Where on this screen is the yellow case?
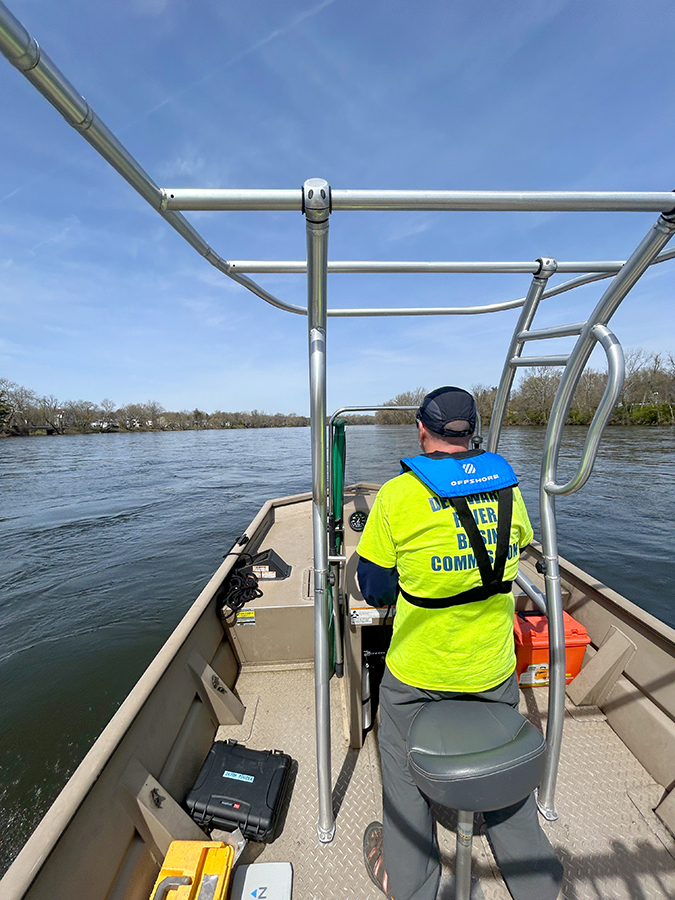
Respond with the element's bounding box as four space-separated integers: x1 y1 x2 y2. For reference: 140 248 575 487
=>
149 840 235 900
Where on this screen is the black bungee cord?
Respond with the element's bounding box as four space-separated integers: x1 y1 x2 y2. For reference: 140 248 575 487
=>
217 550 263 624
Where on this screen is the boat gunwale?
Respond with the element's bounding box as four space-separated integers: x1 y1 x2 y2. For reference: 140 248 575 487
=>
0 490 312 900
525 540 675 651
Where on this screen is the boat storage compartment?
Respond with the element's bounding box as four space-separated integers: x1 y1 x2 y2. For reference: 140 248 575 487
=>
185 740 293 842
149 840 234 900
514 610 591 687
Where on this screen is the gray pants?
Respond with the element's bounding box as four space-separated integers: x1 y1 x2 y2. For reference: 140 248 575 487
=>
378 666 564 900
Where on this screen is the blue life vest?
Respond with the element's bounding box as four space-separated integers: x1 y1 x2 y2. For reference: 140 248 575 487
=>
398 451 518 608
400 451 518 497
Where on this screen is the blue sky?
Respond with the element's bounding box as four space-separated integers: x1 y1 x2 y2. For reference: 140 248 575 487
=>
1 0 674 415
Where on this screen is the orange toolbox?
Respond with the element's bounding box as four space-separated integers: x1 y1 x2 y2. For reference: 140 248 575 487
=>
148 840 234 900
514 610 591 687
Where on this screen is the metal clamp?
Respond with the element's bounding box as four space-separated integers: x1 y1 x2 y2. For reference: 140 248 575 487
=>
535 257 558 279
302 178 331 222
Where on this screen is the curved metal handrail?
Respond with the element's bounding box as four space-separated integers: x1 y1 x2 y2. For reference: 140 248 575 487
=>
535 210 675 821
544 325 625 496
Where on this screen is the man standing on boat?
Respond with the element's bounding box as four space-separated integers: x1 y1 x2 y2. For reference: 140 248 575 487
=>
357 386 563 900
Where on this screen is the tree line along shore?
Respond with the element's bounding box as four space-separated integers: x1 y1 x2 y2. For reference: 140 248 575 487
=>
2 349 674 437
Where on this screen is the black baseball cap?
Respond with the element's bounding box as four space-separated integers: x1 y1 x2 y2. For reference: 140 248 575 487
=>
416 386 476 437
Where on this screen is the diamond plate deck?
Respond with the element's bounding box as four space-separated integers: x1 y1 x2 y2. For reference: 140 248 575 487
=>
216 669 675 899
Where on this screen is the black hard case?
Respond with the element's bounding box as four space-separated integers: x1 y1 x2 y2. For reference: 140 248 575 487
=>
185 740 292 842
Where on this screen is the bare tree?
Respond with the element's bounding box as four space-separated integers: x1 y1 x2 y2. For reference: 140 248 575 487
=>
0 380 13 430
100 398 117 429
62 400 100 433
375 387 426 424
118 402 150 429
510 367 561 425
145 400 165 428
40 395 65 433
0 378 38 434
569 369 606 425
471 384 497 425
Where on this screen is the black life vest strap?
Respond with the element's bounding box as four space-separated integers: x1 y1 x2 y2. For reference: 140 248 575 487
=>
399 486 514 609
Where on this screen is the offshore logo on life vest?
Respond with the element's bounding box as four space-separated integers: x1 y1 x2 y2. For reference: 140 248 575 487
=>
448 472 501 488
401 451 518 498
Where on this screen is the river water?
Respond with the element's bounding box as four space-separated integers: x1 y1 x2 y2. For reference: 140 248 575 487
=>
0 425 673 873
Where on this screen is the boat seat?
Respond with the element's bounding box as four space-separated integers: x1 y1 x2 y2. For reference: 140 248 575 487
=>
407 699 546 811
407 699 546 900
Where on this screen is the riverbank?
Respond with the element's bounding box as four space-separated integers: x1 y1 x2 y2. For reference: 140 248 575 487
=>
3 412 675 438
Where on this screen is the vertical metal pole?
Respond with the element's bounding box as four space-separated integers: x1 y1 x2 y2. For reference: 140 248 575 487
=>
454 810 474 900
536 212 675 819
304 178 335 843
487 258 557 453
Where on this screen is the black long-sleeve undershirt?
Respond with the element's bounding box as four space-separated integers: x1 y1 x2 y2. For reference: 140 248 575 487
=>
357 556 399 608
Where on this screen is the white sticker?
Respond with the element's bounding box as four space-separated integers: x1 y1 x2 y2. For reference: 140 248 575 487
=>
351 609 375 625
350 607 395 626
519 663 549 686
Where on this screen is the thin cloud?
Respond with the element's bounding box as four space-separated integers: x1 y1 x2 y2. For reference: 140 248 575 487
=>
132 0 338 123
384 219 434 244
29 217 79 255
0 187 22 204
1 0 338 204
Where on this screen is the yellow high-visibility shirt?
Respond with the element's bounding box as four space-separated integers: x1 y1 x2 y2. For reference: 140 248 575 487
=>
357 470 533 692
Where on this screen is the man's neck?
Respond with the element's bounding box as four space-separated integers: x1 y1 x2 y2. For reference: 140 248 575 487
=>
420 438 470 455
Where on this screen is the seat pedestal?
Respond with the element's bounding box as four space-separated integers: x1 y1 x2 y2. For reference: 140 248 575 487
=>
407 698 547 900
455 809 475 900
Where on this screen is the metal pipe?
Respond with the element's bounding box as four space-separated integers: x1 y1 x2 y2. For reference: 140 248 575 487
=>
4 1 675 327
514 572 548 614
0 0 160 208
518 322 585 341
225 260 630 274
509 355 569 367
322 246 675 319
536 210 675 819
161 189 300 211
0 1 304 318
454 810 475 900
304 179 335 843
327 298 536 317
545 326 624 496
327 403 418 522
327 405 416 512
334 190 675 212
328 405 418 427
163 187 675 213
222 266 308 315
487 260 557 452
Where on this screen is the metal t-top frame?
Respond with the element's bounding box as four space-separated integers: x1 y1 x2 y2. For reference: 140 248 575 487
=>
3 0 675 847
